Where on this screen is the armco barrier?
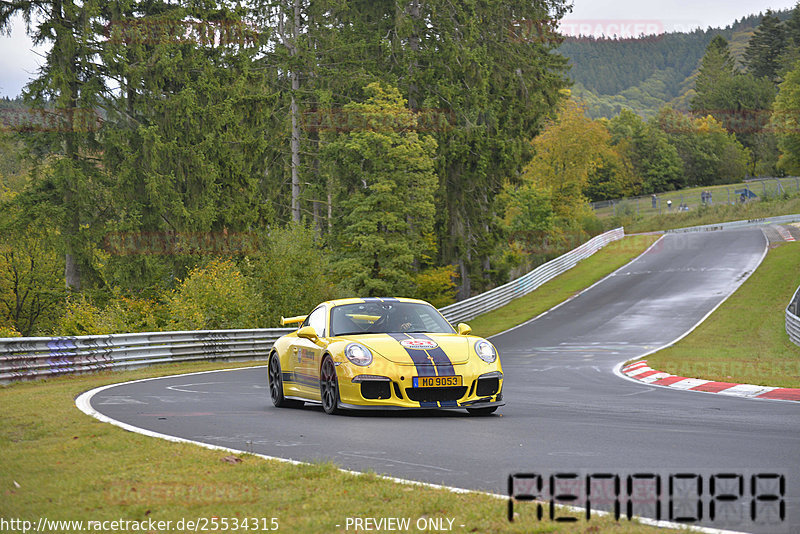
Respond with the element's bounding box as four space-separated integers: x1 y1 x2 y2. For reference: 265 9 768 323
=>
438 227 625 324
0 328 293 383
788 286 800 349
664 213 800 234
1 228 626 383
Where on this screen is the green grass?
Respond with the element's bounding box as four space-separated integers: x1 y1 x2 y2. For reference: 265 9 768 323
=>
0 361 670 533
469 235 661 338
593 176 800 220
609 190 800 235
646 241 800 388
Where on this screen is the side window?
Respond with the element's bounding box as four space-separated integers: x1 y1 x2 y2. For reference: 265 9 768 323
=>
305 306 326 337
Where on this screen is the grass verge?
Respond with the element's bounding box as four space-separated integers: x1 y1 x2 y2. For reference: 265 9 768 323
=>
646 241 800 388
0 361 669 533
470 234 661 338
593 177 800 220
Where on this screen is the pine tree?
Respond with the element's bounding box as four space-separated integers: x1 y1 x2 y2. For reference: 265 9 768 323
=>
744 10 788 82
326 83 438 296
691 36 737 114
100 2 274 293
0 0 109 291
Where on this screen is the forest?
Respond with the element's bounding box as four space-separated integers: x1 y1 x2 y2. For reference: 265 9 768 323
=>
0 1 799 337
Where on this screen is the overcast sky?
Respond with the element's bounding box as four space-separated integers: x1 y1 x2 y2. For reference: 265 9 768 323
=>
0 0 797 98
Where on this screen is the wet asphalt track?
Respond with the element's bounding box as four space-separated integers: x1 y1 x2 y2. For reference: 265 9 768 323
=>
86 228 800 533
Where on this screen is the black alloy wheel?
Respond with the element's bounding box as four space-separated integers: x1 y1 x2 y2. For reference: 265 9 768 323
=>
269 353 302 408
320 356 341 415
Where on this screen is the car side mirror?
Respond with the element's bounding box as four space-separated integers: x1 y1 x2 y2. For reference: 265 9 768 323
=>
297 326 328 347
297 326 319 342
457 323 472 336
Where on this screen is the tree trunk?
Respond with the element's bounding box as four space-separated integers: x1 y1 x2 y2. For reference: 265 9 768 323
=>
290 0 302 222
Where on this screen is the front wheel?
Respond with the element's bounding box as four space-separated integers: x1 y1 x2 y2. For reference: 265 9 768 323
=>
268 353 302 408
466 406 498 416
319 356 341 415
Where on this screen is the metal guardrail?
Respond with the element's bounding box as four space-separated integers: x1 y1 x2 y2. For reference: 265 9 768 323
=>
1 228 625 383
591 177 800 218
788 286 800 349
439 228 625 324
664 214 800 234
0 328 293 383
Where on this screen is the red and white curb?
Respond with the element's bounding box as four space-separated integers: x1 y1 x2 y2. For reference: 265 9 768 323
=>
621 360 800 401
776 225 796 242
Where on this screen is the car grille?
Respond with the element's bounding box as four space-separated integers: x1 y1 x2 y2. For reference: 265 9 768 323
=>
405 386 467 402
360 381 392 400
476 377 500 397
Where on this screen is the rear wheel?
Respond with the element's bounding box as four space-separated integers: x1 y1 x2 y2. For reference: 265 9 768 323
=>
466 406 498 416
319 356 341 415
268 353 302 408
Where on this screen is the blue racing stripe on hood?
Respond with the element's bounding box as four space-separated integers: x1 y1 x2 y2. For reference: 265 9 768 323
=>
412 334 455 376
388 333 436 377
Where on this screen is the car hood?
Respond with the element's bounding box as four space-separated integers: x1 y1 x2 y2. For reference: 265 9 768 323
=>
339 333 471 365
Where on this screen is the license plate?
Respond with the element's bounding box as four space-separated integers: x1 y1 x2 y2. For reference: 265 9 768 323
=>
413 376 462 388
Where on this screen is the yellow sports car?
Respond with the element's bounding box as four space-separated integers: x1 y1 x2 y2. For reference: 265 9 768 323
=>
268 297 503 415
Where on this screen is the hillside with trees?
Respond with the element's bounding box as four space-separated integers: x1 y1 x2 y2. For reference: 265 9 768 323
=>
563 10 792 118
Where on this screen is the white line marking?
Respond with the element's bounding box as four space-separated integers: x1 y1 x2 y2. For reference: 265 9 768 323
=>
166 381 225 393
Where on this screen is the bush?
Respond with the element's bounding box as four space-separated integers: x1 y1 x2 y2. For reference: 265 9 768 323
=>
0 324 21 338
57 294 165 335
0 231 66 336
166 258 262 330
412 266 458 308
246 224 337 325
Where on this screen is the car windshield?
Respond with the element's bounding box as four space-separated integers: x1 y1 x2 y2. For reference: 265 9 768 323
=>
330 301 455 337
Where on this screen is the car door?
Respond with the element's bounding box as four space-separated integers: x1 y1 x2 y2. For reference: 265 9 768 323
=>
289 305 327 400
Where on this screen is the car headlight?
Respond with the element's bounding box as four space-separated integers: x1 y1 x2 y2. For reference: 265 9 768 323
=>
344 343 373 366
474 340 497 363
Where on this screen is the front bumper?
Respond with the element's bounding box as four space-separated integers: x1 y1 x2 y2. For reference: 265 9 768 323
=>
337 364 504 410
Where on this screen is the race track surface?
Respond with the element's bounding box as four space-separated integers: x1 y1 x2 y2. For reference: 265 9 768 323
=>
86 229 800 533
